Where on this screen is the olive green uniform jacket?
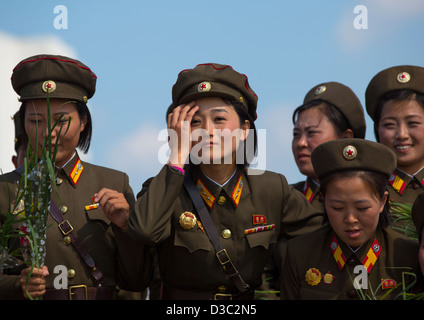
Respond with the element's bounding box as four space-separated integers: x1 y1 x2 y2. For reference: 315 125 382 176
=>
281 225 422 300
0 153 152 299
128 164 325 297
292 177 324 212
387 167 424 231
388 167 424 205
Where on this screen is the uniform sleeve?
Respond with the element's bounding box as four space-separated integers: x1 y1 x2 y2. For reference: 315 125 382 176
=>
127 165 184 245
0 174 26 299
274 175 325 272
279 174 325 240
0 274 24 299
280 238 300 300
113 172 153 291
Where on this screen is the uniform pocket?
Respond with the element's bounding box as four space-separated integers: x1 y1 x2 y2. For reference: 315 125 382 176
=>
174 229 211 254
245 229 276 250
85 208 111 226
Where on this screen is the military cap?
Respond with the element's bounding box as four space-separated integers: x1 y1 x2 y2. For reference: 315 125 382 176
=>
412 193 424 242
311 138 396 180
303 82 366 138
172 63 258 120
11 54 97 103
365 65 424 120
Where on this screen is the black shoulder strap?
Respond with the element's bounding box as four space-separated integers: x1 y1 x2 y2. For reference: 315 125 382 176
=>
49 200 104 285
183 171 251 294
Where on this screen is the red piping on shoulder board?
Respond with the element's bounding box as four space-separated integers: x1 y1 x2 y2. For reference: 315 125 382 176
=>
11 56 97 79
178 63 258 101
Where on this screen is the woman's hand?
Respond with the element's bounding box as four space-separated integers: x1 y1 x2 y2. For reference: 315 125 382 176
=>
94 188 130 231
20 265 49 299
167 101 199 169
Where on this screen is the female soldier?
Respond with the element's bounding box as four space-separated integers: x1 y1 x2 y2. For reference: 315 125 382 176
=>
126 63 325 300
281 138 422 300
0 55 151 299
365 65 424 206
292 82 366 210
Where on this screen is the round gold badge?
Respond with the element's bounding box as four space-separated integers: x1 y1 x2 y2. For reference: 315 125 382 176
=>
197 81 211 92
42 80 57 93
397 72 411 84
218 196 226 205
314 85 326 96
305 268 321 286
179 211 197 230
342 145 357 160
323 272 335 285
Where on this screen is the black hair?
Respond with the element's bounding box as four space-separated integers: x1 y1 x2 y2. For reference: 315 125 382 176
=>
75 101 92 153
292 99 351 137
319 170 390 228
373 89 424 142
228 100 258 168
19 100 92 154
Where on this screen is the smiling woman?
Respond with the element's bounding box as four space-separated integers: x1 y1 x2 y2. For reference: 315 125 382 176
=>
128 63 325 300
366 65 424 208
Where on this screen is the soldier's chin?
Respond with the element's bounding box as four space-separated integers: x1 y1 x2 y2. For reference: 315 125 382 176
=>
190 152 232 165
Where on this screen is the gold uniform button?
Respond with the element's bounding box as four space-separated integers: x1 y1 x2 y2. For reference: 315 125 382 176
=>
217 196 226 205
67 269 76 278
60 205 68 214
63 236 71 245
56 177 63 185
222 229 231 239
218 285 227 293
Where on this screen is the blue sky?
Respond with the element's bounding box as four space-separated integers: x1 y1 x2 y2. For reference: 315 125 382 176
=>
1 0 424 192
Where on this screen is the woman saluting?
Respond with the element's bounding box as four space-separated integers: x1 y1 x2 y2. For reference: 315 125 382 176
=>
127 63 324 299
0 55 151 299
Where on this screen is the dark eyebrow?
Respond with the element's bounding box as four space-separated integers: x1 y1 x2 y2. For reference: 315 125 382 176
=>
27 111 69 116
210 108 229 113
381 114 424 121
293 124 320 131
327 199 371 204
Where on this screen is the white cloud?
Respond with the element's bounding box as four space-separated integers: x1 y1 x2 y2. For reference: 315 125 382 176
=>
0 31 77 173
104 123 169 190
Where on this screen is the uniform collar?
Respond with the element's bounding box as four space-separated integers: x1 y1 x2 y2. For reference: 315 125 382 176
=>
330 229 383 273
59 151 84 188
303 177 320 203
388 167 424 194
190 165 244 210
